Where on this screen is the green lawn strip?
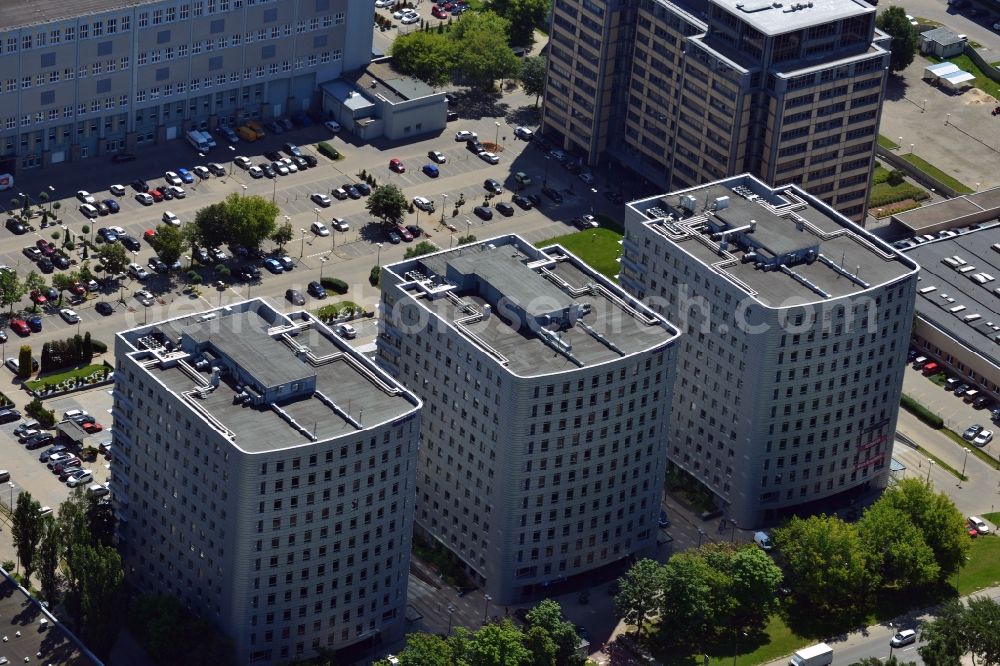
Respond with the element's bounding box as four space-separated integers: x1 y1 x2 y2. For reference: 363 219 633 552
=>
535 227 622 280
25 364 108 391
869 181 929 207
877 135 900 150
900 154 974 194
939 427 1000 471
704 614 805 666
915 444 966 481
873 165 891 183
950 535 1000 595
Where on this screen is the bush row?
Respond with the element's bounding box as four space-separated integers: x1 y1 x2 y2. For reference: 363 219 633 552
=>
901 393 943 429
320 277 349 294
317 142 341 160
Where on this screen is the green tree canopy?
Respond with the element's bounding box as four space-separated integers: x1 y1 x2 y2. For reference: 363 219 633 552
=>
404 240 440 259
391 31 458 87
488 0 550 45
366 183 409 228
465 619 531 666
23 270 47 309
524 599 583 665
193 193 279 251
520 56 547 105
152 223 188 267
37 516 61 604
918 599 967 666
270 221 294 250
388 632 453 666
0 268 27 313
451 12 522 89
97 242 130 277
857 500 939 589
75 544 125 654
11 491 42 584
876 7 919 72
660 550 730 644
614 558 664 638
715 544 784 630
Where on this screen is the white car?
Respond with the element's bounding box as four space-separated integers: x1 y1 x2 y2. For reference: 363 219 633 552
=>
248 165 264 179
79 204 98 219
324 120 342 133
66 470 93 487
455 130 478 142
336 324 357 339
401 12 419 23
413 196 435 212
974 429 994 446
59 308 80 324
234 156 252 170
332 218 349 232
135 192 154 205
969 516 990 534
162 211 180 226
109 225 126 236
429 150 447 164
134 290 154 306
311 222 330 236
272 161 289 176
193 165 210 179
76 190 96 204
109 184 126 196
478 151 500 164
170 185 186 198
128 263 149 280
311 193 332 207
164 171 182 186
393 7 416 18
375 0 393 6
279 157 298 173
514 126 534 140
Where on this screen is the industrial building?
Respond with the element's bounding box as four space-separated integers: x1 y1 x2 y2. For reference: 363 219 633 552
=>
377 235 681 604
621 174 919 526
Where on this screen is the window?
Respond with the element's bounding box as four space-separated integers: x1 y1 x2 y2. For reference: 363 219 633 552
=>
138 52 147 65
139 12 149 27
93 21 103 36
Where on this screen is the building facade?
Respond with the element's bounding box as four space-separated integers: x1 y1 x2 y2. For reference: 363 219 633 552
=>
0 0 372 170
377 235 681 604
542 0 891 221
112 300 421 665
621 174 919 527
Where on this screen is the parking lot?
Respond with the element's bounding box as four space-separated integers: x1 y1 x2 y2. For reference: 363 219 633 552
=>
1 385 112 515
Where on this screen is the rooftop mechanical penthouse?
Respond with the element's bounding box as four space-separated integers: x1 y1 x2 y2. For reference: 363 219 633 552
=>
112 300 421 666
377 235 681 604
622 174 919 526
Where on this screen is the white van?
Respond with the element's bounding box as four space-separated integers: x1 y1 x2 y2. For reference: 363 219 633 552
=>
754 531 773 550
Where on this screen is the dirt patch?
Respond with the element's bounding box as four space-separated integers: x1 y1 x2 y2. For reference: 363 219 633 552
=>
872 198 922 218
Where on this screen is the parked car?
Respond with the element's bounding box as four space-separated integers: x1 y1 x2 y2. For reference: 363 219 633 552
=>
96 302 114 316
59 309 80 324
484 178 503 195
974 429 994 446
496 202 514 217
311 222 330 237
422 164 440 178
512 194 533 210
336 323 357 339
455 130 478 142
285 289 306 305
969 516 990 534
307 282 327 299
389 158 405 173
890 630 917 648
264 258 284 274
413 196 435 212
428 150 447 164
963 424 984 441
474 205 493 220
311 193 332 207
542 186 564 203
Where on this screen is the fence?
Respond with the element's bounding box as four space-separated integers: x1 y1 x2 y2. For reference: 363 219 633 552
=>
965 43 1000 85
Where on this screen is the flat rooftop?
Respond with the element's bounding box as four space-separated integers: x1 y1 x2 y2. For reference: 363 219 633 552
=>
343 61 439 105
628 175 917 307
904 227 1000 368
0 574 99 665
386 236 679 378
710 0 875 35
118 301 418 453
893 187 1000 233
0 0 146 30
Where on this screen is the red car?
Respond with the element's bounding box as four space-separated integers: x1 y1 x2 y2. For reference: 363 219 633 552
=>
81 422 103 434
150 188 165 202
144 229 157 242
29 290 47 305
35 239 55 256
68 282 86 296
432 7 449 17
396 225 413 242
10 319 30 336
389 158 405 173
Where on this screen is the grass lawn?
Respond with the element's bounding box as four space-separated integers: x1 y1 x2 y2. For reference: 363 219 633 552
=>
901 153 975 194
535 227 623 280
878 135 900 150
25 364 108 391
705 614 805 666
950 535 1000 595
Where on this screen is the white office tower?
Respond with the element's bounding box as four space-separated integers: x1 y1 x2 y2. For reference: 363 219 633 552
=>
377 235 681 604
111 300 422 665
621 174 919 527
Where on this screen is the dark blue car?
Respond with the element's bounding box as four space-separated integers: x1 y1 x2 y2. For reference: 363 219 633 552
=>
422 164 440 177
177 168 195 184
27 315 42 332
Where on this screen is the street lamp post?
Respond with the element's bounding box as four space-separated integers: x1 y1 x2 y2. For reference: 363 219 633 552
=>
960 448 970 487
47 185 55 214
697 528 705 547
299 229 307 258
926 458 935 485
494 121 500 149
888 623 895 660
466 218 471 236
483 594 492 623
440 194 448 223
320 256 328 280
376 242 383 266
590 187 598 216
730 520 738 543
314 208 321 228
447 604 456 635
272 178 277 203
241 184 248 198
8 482 15 572
733 630 746 666
228 145 237 175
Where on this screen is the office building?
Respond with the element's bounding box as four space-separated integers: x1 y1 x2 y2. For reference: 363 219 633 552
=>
0 0 372 169
112 300 421 665
904 225 1000 404
376 235 681 605
542 0 891 221
621 174 918 526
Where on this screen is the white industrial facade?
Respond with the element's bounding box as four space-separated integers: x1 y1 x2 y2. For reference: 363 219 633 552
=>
621 174 919 527
111 300 421 665
377 235 681 604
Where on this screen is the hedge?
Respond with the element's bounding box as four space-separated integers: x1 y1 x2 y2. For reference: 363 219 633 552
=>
317 142 341 160
25 398 55 429
92 339 108 354
901 393 944 429
321 277 349 294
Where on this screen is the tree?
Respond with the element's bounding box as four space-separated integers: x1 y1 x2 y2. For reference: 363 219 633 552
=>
876 7 919 72
716 544 783 630
152 223 188 267
614 558 664 638
366 183 409 228
857 500 939 589
918 599 966 666
194 193 279 251
466 619 530 666
964 596 1000 666
270 221 294 250
77 260 95 285
452 12 522 90
391 31 457 87
128 594 236 666
51 273 76 304
876 478 969 580
74 544 125 654
11 491 42 584
773 515 875 625
388 632 453 666
659 550 730 644
524 600 583 665
848 658 917 666
404 241 440 259
97 242 129 278
457 234 477 245
18 345 32 380
36 516 62 604
489 0 550 45
0 267 27 313
23 270 46 310
523 625 558 666
520 56 547 106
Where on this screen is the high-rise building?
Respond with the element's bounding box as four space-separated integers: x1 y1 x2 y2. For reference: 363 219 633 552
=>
0 0 372 170
111 300 421 665
620 174 918 526
376 235 681 604
542 0 891 221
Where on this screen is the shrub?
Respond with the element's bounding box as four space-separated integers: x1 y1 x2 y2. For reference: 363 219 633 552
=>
901 394 943 429
92 339 108 354
25 398 55 429
317 142 341 160
321 277 349 294
187 271 203 285
369 266 381 287
18 346 32 380
887 169 905 186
